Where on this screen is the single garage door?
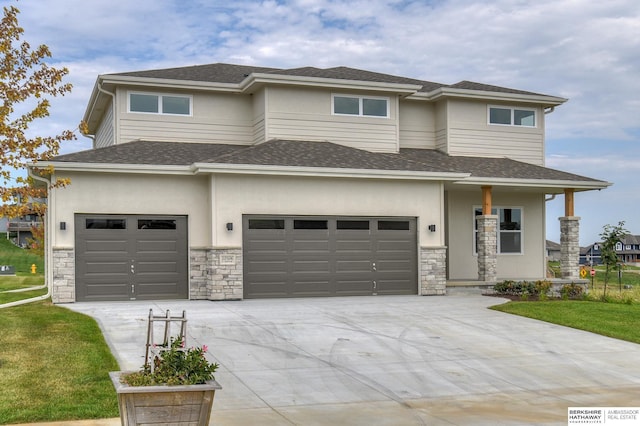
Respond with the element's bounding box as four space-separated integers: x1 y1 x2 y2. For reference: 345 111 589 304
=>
75 215 188 302
243 216 417 298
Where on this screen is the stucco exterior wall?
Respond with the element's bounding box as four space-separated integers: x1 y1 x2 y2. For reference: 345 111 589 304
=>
209 174 444 249
446 190 546 280
50 172 211 248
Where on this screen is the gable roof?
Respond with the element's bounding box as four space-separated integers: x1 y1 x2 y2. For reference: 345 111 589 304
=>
48 140 609 191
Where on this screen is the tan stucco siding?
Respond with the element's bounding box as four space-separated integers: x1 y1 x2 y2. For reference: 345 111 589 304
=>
210 174 443 249
116 87 255 145
265 87 400 152
95 99 114 148
446 190 546 280
444 100 545 165
50 172 211 248
399 101 436 149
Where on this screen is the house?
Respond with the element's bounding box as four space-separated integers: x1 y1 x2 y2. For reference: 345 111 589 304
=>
582 236 640 265
579 244 602 266
546 240 561 262
3 202 43 248
32 63 611 303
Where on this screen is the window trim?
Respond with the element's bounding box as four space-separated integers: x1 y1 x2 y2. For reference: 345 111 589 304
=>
128 91 193 116
473 206 524 255
332 94 390 118
488 105 536 128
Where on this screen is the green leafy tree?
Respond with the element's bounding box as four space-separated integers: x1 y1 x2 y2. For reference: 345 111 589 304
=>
599 221 628 298
0 5 74 221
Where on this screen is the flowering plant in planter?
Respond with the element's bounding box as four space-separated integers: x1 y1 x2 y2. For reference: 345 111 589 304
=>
121 337 219 386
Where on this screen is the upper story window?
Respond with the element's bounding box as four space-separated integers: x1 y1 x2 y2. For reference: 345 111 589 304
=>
128 92 192 116
332 94 389 118
615 242 623 251
488 106 536 127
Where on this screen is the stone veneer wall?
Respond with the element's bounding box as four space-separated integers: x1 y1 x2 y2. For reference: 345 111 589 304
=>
476 215 498 282
560 216 580 280
420 246 447 295
52 248 75 303
190 248 243 301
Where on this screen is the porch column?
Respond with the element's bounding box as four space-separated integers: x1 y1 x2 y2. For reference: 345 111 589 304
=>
560 188 580 279
477 186 497 282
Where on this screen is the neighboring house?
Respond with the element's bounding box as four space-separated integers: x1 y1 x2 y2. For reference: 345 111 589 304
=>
579 244 602 266
583 236 640 265
32 63 610 303
546 240 561 262
3 206 42 248
616 235 640 263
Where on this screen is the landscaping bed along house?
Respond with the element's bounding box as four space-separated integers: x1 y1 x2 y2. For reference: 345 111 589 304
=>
489 280 588 301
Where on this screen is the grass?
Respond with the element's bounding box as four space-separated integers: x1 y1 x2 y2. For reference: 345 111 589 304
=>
0 233 44 274
491 300 640 344
0 301 120 424
0 234 46 304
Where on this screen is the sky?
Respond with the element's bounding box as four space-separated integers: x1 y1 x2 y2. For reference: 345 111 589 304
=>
7 0 640 245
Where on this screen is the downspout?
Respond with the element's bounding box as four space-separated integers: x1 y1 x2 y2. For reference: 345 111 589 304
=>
545 194 556 202
0 169 52 309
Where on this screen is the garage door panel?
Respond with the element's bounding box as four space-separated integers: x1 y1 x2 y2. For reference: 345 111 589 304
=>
136 240 179 253
136 261 179 273
75 215 187 302
84 239 128 253
244 216 416 298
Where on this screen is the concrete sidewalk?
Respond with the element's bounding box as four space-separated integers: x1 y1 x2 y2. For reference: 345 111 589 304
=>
48 295 640 425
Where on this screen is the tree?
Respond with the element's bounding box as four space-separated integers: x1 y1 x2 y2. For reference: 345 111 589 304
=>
0 5 74 221
599 221 628 298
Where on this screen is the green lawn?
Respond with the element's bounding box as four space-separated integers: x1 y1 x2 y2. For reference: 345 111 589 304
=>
0 301 120 424
0 234 44 274
491 300 640 344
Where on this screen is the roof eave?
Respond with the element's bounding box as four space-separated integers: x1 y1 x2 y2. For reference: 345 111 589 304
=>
240 73 422 95
99 74 242 92
452 177 611 192
32 161 194 175
415 87 568 106
193 162 470 180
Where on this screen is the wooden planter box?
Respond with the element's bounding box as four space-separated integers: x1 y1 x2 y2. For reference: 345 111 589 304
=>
109 371 221 426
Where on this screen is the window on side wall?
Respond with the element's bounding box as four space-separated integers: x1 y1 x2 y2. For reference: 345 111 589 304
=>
488 106 535 127
332 94 389 118
129 92 192 116
474 207 523 254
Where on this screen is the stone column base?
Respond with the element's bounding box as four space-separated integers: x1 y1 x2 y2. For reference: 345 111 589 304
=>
420 246 446 295
477 215 498 282
52 248 75 303
190 247 243 301
560 216 581 280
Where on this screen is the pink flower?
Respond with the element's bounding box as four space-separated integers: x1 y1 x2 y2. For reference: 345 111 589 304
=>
180 340 185 348
202 345 208 353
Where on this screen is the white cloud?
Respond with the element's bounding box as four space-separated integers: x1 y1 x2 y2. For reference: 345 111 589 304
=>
5 0 640 242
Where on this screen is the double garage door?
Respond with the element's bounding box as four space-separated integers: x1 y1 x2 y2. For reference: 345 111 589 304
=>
75 215 188 302
243 216 418 299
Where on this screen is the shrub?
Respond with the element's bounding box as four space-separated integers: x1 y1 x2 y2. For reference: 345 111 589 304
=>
561 283 584 299
493 280 552 299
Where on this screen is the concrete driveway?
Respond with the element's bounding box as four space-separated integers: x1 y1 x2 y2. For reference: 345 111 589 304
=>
67 295 640 425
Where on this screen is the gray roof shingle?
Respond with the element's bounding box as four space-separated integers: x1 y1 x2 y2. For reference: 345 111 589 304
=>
111 63 549 96
51 140 604 184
